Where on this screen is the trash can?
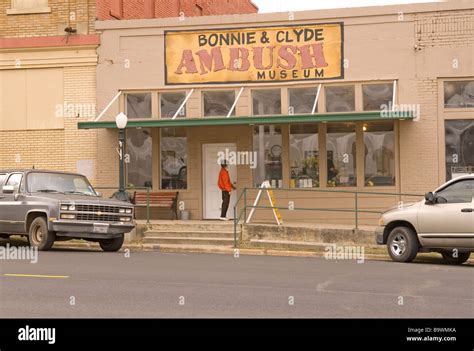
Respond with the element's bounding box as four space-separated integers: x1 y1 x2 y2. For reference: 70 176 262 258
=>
180 210 191 220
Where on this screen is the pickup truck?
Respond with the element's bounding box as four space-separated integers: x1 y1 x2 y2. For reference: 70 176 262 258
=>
0 170 134 252
376 174 473 264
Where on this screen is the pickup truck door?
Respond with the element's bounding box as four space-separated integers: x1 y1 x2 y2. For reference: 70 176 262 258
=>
417 179 474 248
0 173 26 234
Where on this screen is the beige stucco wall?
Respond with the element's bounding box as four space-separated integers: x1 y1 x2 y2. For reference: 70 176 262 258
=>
91 2 474 222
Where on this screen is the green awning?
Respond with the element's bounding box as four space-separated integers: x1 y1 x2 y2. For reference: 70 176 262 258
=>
78 111 413 129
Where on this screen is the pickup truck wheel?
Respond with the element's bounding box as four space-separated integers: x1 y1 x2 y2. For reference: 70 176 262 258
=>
29 217 55 251
387 227 418 263
441 251 470 265
99 234 124 252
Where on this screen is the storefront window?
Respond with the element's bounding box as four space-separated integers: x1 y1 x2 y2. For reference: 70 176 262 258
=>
252 89 281 115
126 128 152 188
364 122 395 186
253 125 283 188
288 87 318 114
290 124 319 188
445 120 474 180
126 93 152 119
362 83 393 111
203 91 235 117
444 81 474 108
326 123 356 187
161 92 186 118
161 128 187 189
325 85 355 112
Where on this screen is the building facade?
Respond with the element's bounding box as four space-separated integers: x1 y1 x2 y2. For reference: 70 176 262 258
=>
82 2 474 224
0 0 99 181
0 0 257 186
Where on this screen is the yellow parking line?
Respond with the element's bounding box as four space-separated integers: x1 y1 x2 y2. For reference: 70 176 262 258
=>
3 274 69 279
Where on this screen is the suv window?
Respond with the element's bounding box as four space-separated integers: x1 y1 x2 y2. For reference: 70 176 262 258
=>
5 173 23 193
436 179 474 203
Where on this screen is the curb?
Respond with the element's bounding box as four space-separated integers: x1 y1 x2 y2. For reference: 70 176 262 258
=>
51 241 391 261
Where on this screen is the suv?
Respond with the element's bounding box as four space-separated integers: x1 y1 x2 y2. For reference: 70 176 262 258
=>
376 175 474 264
0 170 134 252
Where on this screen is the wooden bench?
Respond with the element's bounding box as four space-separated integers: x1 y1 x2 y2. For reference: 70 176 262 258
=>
132 191 179 220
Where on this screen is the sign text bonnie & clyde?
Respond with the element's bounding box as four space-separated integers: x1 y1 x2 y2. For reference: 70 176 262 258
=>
165 23 344 85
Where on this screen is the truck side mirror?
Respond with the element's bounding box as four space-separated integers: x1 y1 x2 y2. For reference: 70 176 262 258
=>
425 192 435 204
2 185 14 194
95 191 102 197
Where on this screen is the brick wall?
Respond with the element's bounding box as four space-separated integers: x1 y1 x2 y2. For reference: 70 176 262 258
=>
0 0 96 38
96 0 258 20
399 78 439 194
0 129 65 170
415 9 474 48
63 66 98 183
398 8 474 193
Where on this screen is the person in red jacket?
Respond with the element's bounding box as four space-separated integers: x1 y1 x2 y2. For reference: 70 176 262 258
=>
217 160 236 220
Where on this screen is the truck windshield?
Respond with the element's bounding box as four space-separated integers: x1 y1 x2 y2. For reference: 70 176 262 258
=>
27 172 97 196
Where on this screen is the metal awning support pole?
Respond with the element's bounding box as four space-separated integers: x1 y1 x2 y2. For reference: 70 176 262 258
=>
392 80 397 109
311 84 322 114
172 89 194 119
94 90 122 122
227 87 244 118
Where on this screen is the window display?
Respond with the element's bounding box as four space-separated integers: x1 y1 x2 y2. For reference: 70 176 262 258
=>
326 123 356 187
288 87 318 114
203 90 235 117
161 92 186 118
126 128 152 188
161 128 187 189
289 124 319 188
364 122 395 186
252 89 281 115
445 120 474 180
253 125 282 188
362 83 393 111
325 85 355 112
444 81 474 108
126 93 152 119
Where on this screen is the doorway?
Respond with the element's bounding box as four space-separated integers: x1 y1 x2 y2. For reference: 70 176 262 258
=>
202 143 237 219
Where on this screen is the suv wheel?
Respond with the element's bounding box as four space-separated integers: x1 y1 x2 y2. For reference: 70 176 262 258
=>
99 234 124 252
441 251 470 265
29 217 55 251
387 227 419 263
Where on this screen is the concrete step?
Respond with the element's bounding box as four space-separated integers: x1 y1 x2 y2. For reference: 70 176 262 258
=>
144 230 238 238
143 236 235 246
138 220 239 232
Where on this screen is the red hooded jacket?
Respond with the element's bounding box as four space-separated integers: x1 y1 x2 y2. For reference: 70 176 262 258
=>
218 167 233 192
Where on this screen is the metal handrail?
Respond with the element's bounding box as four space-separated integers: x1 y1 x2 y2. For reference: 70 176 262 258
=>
232 187 424 248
